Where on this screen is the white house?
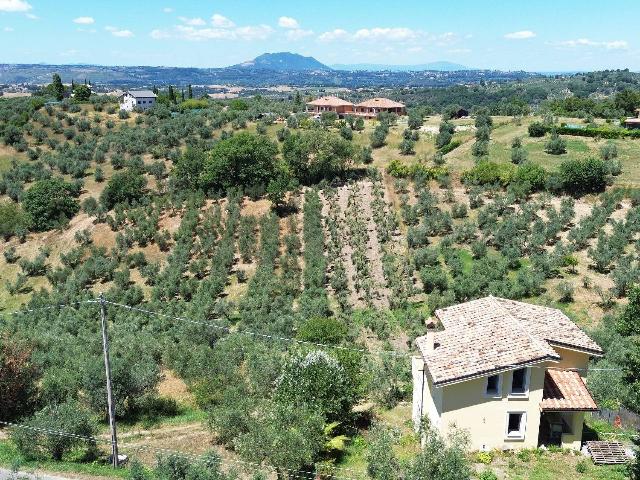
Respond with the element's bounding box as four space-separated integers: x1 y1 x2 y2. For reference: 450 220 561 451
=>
119 90 157 112
412 296 602 451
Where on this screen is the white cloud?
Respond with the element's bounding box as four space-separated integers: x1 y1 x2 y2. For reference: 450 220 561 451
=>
73 16 95 25
318 27 425 43
150 28 170 40
162 23 273 42
0 0 31 12
317 28 349 42
105 26 134 38
353 27 418 41
162 7 173 13
178 16 206 26
504 30 536 40
286 28 313 41
448 48 472 54
235 24 273 40
211 13 235 28
25 12 36 19
555 38 628 50
278 16 299 29
3 26 14 32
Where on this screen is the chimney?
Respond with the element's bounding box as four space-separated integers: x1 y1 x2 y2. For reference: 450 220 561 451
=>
425 331 436 352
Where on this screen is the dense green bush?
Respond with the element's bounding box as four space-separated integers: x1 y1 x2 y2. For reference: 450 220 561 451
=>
201 132 279 192
0 199 31 239
11 400 98 461
461 161 515 186
100 169 147 209
513 162 547 191
528 121 546 137
283 130 354 184
558 157 607 195
22 178 80 231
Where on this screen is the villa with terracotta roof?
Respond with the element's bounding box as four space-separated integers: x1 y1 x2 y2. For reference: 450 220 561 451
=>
353 97 406 118
412 296 602 451
306 95 405 118
306 96 354 116
624 108 640 129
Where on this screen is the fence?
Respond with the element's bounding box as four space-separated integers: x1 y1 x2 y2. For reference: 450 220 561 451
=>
593 407 640 431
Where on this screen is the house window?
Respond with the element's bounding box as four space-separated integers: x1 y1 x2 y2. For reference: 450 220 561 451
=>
509 368 530 396
137 100 141 105
485 374 501 397
505 412 527 440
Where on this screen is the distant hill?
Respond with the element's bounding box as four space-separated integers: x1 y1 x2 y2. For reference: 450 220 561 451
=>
232 52 331 71
331 61 470 72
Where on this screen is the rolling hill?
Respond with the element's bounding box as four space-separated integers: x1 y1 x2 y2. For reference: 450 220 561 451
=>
331 61 470 71
232 52 331 71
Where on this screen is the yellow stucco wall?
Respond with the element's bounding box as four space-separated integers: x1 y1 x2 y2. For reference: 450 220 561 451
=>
435 367 546 451
415 348 596 451
552 346 591 373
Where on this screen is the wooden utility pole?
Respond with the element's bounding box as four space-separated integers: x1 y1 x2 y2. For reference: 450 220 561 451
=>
99 293 119 468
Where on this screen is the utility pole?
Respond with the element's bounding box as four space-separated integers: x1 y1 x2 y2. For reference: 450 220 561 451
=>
99 293 119 468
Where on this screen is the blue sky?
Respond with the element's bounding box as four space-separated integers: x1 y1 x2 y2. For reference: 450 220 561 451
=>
1 0 639 71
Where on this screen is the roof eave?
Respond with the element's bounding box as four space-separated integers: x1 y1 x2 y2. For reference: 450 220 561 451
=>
430 355 559 388
547 340 603 357
540 406 599 412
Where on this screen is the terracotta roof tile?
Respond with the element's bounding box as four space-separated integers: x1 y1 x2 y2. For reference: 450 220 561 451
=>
355 97 405 109
306 96 353 107
416 296 601 386
541 370 598 411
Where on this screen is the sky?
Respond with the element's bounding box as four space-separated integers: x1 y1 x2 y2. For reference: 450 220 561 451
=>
1 0 639 71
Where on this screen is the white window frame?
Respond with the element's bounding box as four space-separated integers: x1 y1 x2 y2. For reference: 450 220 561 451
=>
505 411 527 440
484 373 502 398
508 367 531 398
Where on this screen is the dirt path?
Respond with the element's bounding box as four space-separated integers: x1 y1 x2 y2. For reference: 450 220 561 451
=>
359 181 390 309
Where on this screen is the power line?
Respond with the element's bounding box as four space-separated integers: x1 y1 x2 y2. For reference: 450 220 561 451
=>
0 300 95 319
101 299 625 371
102 299 406 358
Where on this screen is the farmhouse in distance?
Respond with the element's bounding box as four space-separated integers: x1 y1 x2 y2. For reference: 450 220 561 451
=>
119 90 157 111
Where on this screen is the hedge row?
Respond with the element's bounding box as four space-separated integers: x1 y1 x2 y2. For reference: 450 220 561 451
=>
535 123 640 139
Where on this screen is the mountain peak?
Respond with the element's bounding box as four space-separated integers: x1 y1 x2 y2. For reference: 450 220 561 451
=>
233 52 331 71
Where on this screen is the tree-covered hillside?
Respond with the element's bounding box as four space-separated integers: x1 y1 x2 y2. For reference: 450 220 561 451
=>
0 78 639 480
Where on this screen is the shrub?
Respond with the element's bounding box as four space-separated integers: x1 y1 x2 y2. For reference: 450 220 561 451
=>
0 200 31 240
419 265 449 293
475 451 493 465
297 317 348 345
600 141 618 161
22 178 80 231
10 400 98 461
435 140 459 156
513 162 547 192
100 169 146 209
558 157 607 196
399 138 415 155
556 281 574 302
478 470 498 480
545 132 567 155
528 121 546 137
275 350 355 421
462 161 515 187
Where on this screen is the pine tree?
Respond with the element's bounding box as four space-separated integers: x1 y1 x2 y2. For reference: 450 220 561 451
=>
51 73 64 101
188 84 193 99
